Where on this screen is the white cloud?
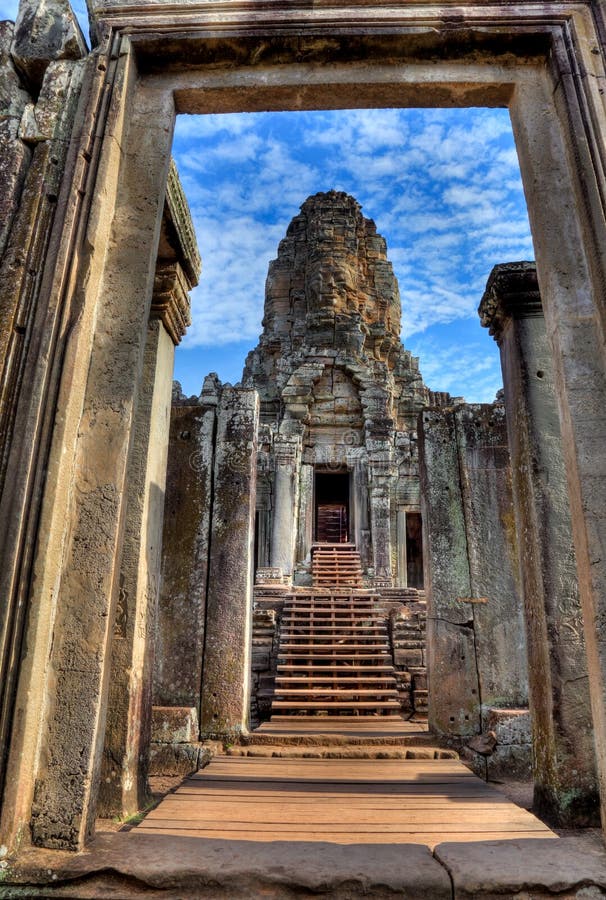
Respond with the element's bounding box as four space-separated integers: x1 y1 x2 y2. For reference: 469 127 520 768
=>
408 336 503 403
171 107 533 400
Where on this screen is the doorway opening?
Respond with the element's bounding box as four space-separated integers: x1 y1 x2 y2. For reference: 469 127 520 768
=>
315 471 350 543
406 512 424 589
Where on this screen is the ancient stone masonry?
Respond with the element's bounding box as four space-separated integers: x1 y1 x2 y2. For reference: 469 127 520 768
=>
238 192 452 726
479 262 599 825
4 0 606 869
242 191 450 588
0 7 88 817
151 378 258 769
97 173 200 819
419 401 530 777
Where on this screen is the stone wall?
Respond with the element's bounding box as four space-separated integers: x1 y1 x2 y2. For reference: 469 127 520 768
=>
151 378 258 767
419 402 528 746
0 1 88 820
154 377 219 710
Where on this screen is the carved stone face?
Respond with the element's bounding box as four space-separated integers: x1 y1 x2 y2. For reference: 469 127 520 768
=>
306 258 358 313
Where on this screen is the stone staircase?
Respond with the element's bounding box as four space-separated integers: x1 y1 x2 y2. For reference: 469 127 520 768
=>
270 591 401 717
311 543 364 587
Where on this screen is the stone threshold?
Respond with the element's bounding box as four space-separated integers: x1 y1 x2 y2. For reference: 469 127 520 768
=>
3 831 606 898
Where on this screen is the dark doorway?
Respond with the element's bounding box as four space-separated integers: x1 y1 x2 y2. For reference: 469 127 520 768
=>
406 512 424 588
315 472 350 543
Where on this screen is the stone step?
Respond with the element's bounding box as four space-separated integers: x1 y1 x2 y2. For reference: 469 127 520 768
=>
274 690 399 698
279 633 388 641
279 645 390 653
285 607 378 612
271 700 402 709
278 656 396 675
226 745 459 759
276 675 397 694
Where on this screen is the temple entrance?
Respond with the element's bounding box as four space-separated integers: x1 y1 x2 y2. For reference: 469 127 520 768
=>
315 471 350 543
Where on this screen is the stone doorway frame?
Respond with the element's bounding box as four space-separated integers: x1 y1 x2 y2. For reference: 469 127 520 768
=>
3 0 606 851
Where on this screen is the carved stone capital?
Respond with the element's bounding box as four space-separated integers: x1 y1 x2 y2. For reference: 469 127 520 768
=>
151 261 191 345
274 441 299 468
479 261 542 345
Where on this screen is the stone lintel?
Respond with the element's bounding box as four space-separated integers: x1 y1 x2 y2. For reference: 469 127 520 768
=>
164 158 201 287
151 260 191 345
479 261 542 343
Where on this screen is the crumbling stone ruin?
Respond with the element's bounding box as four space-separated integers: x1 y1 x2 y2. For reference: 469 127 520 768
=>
2 0 606 893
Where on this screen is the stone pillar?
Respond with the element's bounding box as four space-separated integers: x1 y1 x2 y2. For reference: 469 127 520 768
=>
419 409 482 738
353 459 371 570
396 508 407 588
200 388 259 736
480 262 599 826
256 479 271 570
270 438 298 578
99 256 195 817
153 374 218 710
419 403 527 739
296 463 314 565
369 461 393 583
0 18 86 829
22 77 176 851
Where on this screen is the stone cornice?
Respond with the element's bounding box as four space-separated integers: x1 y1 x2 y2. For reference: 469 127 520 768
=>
91 0 591 38
151 260 192 345
165 159 201 288
479 261 542 345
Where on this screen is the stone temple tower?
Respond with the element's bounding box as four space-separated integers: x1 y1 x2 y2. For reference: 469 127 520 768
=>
243 190 449 587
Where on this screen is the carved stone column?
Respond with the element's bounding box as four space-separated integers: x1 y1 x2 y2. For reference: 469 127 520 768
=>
270 438 299 579
480 261 598 826
396 508 407 588
352 459 371 571
368 452 394 585
100 252 196 817
296 463 314 567
256 478 272 570
200 388 259 736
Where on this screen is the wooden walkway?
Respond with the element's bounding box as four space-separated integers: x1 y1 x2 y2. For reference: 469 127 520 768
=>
137 755 557 848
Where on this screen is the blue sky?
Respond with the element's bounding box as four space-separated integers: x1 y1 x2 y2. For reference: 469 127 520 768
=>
2 0 535 402
172 109 534 401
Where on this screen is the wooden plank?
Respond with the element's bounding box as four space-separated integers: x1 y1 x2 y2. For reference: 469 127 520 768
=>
143 806 541 825
139 819 549 833
136 753 556 851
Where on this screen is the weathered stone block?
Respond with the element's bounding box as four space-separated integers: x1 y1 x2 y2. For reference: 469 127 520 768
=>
0 118 31 259
155 401 217 708
151 706 199 744
486 707 531 745
252 646 270 671
201 388 259 735
486 744 533 781
148 743 200 776
394 648 423 667
412 672 428 691
18 59 80 143
0 22 30 117
10 0 87 92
